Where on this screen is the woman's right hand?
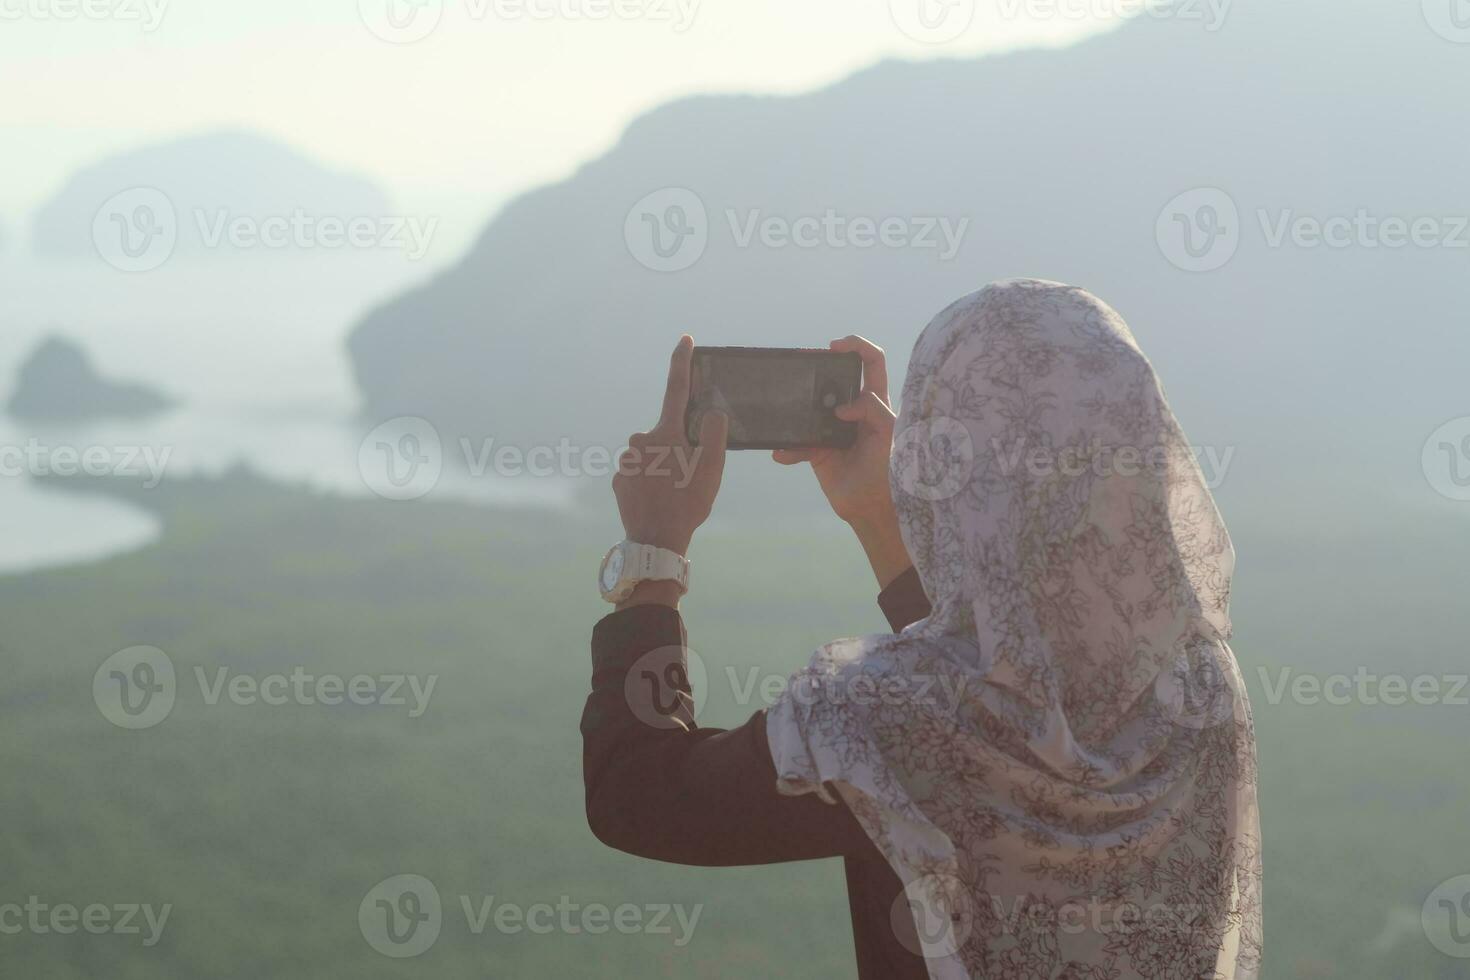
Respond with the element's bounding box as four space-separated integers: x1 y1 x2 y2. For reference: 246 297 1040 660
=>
773 336 912 588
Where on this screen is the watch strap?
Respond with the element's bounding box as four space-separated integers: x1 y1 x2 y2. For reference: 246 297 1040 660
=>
628 542 690 593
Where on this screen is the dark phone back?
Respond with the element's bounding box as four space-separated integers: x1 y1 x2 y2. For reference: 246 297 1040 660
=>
684 347 862 450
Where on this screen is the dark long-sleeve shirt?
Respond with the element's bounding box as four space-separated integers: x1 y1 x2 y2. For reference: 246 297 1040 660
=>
581 567 934 979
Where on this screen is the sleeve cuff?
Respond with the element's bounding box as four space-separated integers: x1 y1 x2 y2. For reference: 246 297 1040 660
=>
877 566 931 632
591 604 687 673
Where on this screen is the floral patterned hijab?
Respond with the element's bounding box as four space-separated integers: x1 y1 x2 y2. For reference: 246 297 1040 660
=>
767 279 1262 979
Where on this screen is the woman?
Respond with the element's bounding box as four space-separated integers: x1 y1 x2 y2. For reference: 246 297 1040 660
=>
582 279 1262 979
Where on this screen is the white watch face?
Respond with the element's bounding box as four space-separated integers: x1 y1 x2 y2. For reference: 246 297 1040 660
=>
600 546 625 595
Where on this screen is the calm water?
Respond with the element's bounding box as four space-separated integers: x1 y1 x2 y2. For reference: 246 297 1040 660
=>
0 251 571 574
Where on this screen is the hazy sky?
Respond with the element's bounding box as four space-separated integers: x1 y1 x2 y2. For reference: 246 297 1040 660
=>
1 0 1115 227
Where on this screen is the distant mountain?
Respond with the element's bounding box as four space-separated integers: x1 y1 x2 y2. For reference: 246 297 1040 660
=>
7 335 175 421
31 131 390 260
347 0 1469 520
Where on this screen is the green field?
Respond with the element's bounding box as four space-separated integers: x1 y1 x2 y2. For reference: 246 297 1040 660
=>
2 472 1467 978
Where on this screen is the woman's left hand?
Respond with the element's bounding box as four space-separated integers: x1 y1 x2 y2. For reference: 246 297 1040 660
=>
613 335 729 559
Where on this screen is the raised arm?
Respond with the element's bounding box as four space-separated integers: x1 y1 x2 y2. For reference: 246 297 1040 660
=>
773 335 913 590
581 336 932 978
584 335 869 863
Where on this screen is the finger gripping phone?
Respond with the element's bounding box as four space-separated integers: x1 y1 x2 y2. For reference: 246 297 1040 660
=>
684 347 863 450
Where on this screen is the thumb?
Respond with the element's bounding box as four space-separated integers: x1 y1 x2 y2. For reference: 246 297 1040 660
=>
696 409 729 481
772 448 814 466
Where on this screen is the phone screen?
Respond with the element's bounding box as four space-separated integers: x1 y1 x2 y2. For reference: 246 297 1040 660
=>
685 347 862 450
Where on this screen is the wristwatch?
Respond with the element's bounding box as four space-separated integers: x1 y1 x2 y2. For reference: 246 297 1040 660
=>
599 540 690 603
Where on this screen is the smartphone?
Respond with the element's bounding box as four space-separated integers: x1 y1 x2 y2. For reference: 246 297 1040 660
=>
684 346 863 450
